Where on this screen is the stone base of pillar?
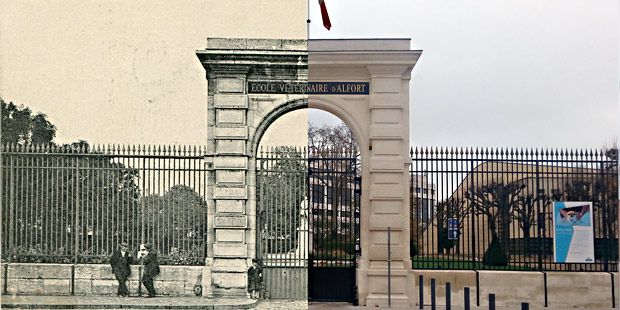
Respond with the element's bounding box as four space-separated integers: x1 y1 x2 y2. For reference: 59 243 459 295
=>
366 294 411 307
202 258 213 298
358 260 415 306
208 287 249 298
203 258 250 298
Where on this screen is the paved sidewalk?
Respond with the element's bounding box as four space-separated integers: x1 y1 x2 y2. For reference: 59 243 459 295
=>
1 296 615 310
0 295 257 310
307 301 615 310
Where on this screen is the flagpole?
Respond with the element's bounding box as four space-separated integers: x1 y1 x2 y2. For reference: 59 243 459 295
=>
307 0 310 39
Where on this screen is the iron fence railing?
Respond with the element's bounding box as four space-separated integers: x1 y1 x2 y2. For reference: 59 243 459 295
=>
256 146 308 299
308 149 361 267
1 143 208 265
410 147 618 272
256 146 308 268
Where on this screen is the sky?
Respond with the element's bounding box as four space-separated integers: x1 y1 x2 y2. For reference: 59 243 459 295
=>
309 0 619 149
0 0 307 147
1 1 618 150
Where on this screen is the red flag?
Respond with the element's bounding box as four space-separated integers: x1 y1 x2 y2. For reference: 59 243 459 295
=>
318 0 331 30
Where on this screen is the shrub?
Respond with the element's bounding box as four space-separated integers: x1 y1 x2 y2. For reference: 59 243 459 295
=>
482 236 509 266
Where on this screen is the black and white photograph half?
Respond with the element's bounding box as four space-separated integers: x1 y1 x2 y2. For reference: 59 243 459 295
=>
1 1 309 309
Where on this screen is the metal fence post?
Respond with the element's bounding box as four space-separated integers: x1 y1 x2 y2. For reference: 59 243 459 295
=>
464 287 470 310
535 159 543 271
430 278 436 310
419 275 424 309
74 158 80 265
445 282 451 310
8 154 15 262
388 226 391 308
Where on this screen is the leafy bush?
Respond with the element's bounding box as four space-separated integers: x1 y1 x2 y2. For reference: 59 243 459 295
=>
482 236 509 266
309 249 354 260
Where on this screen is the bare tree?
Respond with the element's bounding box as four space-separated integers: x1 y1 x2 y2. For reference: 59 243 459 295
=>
308 122 359 245
433 197 470 254
512 193 551 256
466 182 525 265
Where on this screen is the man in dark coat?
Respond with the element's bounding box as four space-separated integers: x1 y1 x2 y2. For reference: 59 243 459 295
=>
138 243 160 297
110 242 133 297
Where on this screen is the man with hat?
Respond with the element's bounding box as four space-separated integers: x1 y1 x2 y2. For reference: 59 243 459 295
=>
137 242 160 297
110 242 133 297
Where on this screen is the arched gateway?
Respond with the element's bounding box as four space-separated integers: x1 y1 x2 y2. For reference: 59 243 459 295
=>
196 38 421 306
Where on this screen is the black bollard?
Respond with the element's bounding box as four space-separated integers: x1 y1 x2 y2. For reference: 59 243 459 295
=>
419 275 424 309
431 278 436 310
445 282 451 310
521 302 529 310
489 294 495 310
464 287 470 310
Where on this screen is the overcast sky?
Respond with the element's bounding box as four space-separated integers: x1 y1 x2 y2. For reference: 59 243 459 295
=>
0 0 307 147
309 0 619 149
1 1 618 149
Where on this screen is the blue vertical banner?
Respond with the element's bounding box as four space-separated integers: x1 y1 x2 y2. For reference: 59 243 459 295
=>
447 218 458 240
553 202 594 263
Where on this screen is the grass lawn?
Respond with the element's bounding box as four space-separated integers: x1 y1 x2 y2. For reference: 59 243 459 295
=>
411 256 538 271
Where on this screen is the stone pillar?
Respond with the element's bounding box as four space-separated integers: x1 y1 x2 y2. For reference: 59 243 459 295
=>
205 66 252 297
308 39 421 306
196 38 307 298
362 64 416 307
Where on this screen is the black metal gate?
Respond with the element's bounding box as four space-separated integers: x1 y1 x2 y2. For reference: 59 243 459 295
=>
256 147 308 299
308 154 361 302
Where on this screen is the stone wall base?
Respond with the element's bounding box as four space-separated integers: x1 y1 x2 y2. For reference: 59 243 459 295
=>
2 263 203 297
409 270 618 309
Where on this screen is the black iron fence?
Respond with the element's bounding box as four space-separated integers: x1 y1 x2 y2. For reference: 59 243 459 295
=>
256 146 308 267
410 147 618 271
1 143 207 265
308 149 360 302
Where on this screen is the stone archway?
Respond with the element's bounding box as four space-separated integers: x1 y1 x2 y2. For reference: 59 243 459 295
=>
309 39 421 306
196 38 422 306
196 38 308 298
